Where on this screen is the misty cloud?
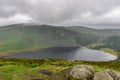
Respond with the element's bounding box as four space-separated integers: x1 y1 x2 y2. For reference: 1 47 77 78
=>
0 0 120 28
0 13 32 26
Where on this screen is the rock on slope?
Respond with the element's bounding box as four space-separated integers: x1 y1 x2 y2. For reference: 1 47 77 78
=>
70 65 94 80
94 69 120 80
70 65 120 80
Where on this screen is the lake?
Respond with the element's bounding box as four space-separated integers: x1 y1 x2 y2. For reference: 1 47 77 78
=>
6 47 117 61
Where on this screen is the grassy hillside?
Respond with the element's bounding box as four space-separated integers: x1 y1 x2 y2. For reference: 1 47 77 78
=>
0 58 120 80
68 26 120 60
0 24 98 56
0 24 120 56
68 26 120 40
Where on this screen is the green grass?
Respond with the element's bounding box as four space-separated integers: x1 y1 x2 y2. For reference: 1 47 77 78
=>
87 43 104 49
87 43 119 56
0 26 52 55
0 58 119 80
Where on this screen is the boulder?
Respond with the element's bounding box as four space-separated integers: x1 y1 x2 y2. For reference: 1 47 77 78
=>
70 65 94 80
94 69 120 80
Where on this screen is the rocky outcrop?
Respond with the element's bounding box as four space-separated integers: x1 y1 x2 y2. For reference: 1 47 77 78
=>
94 69 120 80
69 65 120 80
70 65 94 80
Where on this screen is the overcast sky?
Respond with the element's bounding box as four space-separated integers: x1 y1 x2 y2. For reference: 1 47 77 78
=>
0 0 120 29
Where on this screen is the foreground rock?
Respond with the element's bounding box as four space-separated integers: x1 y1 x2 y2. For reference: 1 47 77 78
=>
94 69 120 80
70 65 94 80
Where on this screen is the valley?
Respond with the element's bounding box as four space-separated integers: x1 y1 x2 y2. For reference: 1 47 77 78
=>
0 24 120 61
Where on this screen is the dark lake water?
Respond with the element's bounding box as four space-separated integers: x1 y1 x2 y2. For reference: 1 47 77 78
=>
6 47 117 61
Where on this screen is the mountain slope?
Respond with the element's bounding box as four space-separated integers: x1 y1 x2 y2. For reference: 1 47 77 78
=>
68 26 120 42
0 24 98 56
1 24 120 56
68 26 120 37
